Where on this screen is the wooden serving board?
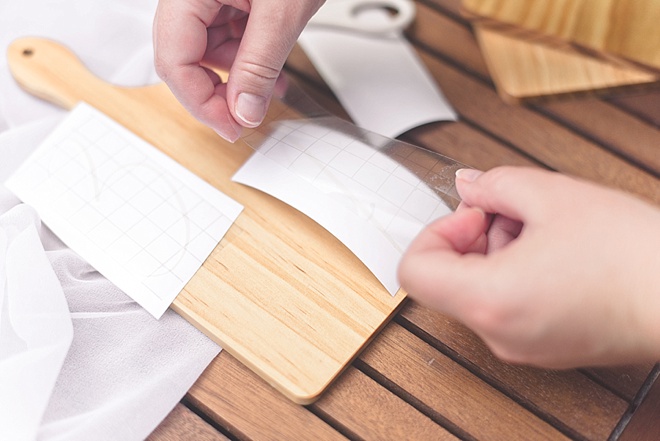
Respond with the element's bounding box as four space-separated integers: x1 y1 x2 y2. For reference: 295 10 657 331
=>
461 0 660 103
7 37 406 404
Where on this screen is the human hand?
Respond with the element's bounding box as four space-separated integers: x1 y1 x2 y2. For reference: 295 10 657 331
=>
153 0 324 142
398 166 660 368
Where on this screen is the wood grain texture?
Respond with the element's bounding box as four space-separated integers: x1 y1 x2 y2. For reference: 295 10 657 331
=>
359 324 573 441
473 24 659 103
312 368 458 440
406 2 660 178
462 0 660 69
586 364 656 403
147 404 229 441
6 37 405 404
459 0 660 103
399 302 630 440
610 91 660 128
187 353 345 440
413 49 660 203
618 372 660 441
539 98 660 176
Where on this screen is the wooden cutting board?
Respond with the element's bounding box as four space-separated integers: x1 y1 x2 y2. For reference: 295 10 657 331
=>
7 37 406 404
461 0 660 103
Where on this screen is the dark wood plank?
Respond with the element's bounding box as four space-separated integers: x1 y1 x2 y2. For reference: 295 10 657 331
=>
537 99 660 176
400 302 630 440
312 367 458 440
402 122 542 170
398 5 660 202
186 353 346 441
148 404 228 441
609 92 660 128
415 48 660 202
617 373 660 441
425 0 660 130
425 0 466 19
586 365 656 403
407 2 491 80
359 323 573 440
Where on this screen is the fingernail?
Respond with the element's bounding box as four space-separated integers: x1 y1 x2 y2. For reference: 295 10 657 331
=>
214 114 243 143
235 93 267 127
455 168 482 182
214 126 240 143
472 206 486 219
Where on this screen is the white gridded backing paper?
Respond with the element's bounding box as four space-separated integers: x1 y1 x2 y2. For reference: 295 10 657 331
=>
6 102 243 318
234 91 462 294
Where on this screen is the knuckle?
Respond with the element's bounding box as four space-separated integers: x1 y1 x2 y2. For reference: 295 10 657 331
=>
153 59 170 81
152 50 174 82
239 59 282 82
482 166 517 191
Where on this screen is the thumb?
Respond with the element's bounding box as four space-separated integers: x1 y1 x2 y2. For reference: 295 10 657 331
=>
227 1 323 128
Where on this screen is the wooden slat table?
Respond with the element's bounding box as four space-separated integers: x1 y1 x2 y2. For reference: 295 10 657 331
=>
149 0 660 439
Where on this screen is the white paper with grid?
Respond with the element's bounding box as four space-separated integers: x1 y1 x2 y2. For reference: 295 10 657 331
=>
233 117 453 294
6 102 243 318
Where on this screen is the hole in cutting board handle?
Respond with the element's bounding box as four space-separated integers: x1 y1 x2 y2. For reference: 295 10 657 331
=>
22 48 34 57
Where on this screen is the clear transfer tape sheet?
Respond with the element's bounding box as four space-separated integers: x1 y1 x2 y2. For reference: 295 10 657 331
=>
233 79 464 295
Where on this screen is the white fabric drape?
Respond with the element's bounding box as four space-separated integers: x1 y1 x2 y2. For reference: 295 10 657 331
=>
0 1 222 440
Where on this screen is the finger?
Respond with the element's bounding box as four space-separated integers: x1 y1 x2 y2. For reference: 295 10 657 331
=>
455 167 559 223
486 214 523 252
225 1 324 128
203 15 247 69
398 207 492 314
406 206 488 256
453 203 490 254
154 0 242 140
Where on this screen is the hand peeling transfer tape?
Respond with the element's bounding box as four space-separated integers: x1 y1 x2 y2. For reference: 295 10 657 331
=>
233 78 464 294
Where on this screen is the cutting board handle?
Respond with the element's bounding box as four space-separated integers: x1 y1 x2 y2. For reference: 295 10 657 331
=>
7 37 113 110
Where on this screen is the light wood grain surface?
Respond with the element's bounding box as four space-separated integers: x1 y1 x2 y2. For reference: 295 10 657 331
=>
460 0 660 102
462 0 660 69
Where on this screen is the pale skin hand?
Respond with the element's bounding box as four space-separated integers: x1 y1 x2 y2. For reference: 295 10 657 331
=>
398 166 660 369
153 0 325 142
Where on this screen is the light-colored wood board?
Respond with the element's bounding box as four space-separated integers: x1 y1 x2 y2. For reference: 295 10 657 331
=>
359 323 572 441
187 353 346 440
473 24 659 104
147 404 229 441
457 0 660 103
6 37 405 404
462 0 660 70
400 302 629 440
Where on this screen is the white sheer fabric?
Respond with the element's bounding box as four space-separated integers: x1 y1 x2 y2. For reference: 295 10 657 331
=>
0 1 221 440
